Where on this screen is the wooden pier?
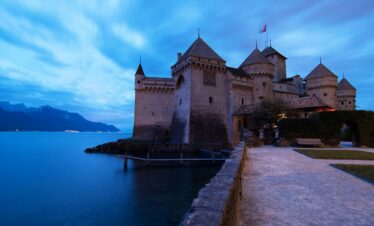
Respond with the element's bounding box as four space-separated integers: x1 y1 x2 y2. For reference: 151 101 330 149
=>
119 152 226 169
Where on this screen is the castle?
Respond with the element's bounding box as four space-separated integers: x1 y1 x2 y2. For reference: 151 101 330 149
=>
132 36 356 147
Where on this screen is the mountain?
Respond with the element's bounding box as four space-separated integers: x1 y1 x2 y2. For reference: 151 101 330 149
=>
0 101 120 132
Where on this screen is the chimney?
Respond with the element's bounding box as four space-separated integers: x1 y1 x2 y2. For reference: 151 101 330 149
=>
177 52 182 60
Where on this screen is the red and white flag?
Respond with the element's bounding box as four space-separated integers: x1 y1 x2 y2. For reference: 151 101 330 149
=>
260 24 267 33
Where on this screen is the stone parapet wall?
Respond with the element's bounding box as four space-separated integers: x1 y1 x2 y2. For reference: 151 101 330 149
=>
180 142 246 226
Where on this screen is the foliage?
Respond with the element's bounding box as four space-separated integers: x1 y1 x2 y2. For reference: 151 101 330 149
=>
279 110 374 147
247 99 299 129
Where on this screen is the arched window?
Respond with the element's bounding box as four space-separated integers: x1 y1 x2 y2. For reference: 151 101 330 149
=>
262 82 266 89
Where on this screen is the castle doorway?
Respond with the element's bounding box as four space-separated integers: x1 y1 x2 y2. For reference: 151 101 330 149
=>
340 121 359 147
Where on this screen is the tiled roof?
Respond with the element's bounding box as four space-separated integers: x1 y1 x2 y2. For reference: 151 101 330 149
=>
180 37 225 62
338 78 356 90
289 95 331 109
135 64 145 75
227 67 250 77
262 46 287 59
240 49 271 68
305 63 337 80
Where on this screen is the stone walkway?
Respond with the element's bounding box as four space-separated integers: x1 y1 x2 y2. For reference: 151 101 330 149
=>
238 146 374 226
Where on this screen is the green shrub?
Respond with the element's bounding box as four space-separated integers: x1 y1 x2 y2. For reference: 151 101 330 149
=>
279 110 374 147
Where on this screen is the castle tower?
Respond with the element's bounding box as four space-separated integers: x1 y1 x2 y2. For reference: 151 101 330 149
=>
337 77 356 110
133 63 175 141
240 48 274 104
305 63 338 109
170 37 230 146
262 45 287 82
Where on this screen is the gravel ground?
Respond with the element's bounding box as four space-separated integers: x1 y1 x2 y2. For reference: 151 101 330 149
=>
238 146 374 226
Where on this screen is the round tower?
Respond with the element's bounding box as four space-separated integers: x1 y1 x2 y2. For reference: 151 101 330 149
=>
337 77 356 110
240 48 274 104
305 63 338 109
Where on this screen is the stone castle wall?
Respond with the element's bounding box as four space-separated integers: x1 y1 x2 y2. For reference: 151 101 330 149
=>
337 89 356 110
266 54 286 82
230 74 254 112
133 77 175 141
189 63 230 147
306 77 337 109
171 70 192 144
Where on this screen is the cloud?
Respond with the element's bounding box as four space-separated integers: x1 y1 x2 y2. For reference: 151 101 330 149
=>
0 0 373 131
111 24 146 49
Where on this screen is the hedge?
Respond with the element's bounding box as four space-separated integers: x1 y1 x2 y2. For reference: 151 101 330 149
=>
279 110 374 147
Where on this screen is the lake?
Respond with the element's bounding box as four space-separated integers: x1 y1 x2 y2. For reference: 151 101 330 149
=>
0 132 221 226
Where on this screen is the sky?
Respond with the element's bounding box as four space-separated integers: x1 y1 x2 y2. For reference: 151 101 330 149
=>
0 0 373 131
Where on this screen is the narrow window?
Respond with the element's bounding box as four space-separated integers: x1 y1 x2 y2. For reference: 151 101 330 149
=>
209 97 213 104
179 99 182 105
152 112 155 116
241 98 244 105
341 101 344 105
137 80 140 84
349 101 351 104
263 82 266 89
323 93 327 97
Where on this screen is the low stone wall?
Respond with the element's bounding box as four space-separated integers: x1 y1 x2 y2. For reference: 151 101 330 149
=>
180 142 246 226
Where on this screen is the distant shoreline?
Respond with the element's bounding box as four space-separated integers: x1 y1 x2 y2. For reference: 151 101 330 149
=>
0 131 127 133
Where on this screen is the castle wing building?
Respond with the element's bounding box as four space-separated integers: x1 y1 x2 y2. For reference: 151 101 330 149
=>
132 36 357 147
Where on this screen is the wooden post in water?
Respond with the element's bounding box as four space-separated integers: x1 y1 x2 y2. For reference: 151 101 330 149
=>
180 151 183 165
146 150 150 166
123 152 128 170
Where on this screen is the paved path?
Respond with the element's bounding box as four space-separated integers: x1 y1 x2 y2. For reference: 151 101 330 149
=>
239 146 374 226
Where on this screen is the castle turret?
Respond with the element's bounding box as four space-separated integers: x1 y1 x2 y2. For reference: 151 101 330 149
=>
135 63 145 90
262 46 287 82
171 37 229 146
305 63 338 109
240 48 274 104
337 77 356 110
133 63 175 141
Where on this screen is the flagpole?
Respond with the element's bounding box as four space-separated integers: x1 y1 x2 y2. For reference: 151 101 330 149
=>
266 24 269 47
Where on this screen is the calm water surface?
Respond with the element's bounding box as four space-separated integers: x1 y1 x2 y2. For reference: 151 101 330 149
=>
0 132 220 226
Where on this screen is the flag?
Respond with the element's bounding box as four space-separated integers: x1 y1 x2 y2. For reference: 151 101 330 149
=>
260 24 267 33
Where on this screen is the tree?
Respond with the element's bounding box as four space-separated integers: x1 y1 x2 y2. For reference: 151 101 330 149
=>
247 99 299 129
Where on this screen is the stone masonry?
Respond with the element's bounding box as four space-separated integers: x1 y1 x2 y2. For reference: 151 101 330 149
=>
132 36 357 146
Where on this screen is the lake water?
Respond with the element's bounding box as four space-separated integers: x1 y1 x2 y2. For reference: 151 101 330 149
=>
0 132 221 226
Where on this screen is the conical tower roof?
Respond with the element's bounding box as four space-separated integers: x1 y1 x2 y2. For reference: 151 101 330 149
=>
240 48 271 68
305 63 337 80
338 77 356 90
135 64 145 75
180 37 225 62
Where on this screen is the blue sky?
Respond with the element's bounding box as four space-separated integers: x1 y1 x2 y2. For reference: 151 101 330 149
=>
0 0 373 131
